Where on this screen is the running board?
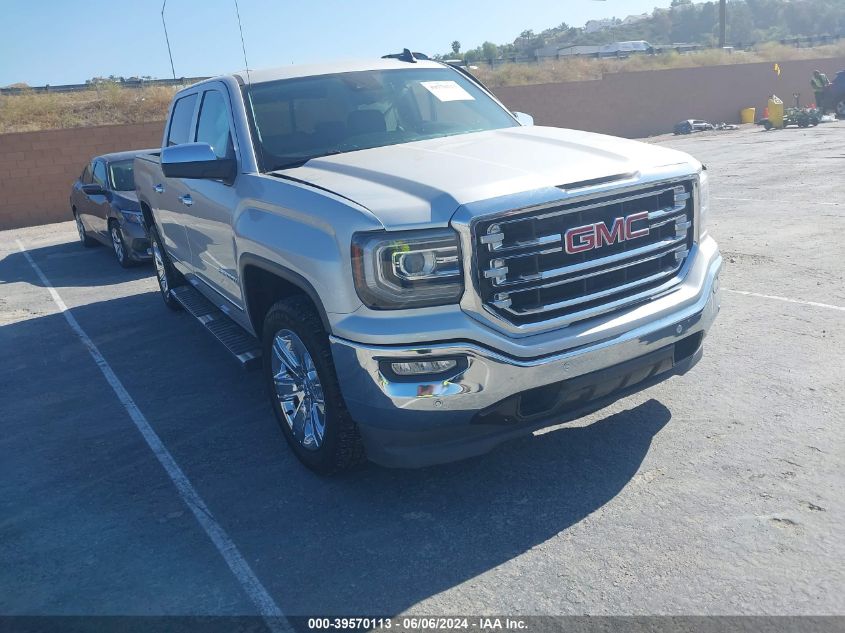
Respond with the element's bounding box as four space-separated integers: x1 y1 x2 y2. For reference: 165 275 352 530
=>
170 285 262 370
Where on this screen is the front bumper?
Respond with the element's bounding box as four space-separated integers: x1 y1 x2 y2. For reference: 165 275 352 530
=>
330 243 722 468
120 220 152 261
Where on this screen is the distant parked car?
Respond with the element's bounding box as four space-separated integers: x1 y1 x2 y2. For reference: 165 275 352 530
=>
70 150 155 267
673 119 715 135
818 70 845 117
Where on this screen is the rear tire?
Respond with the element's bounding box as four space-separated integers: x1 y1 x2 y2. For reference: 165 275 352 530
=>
262 296 365 475
149 225 183 310
73 209 97 248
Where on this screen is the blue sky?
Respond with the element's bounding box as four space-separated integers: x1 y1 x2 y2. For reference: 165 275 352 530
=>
1 0 669 86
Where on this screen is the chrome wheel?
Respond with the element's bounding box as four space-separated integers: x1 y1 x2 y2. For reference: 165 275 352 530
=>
271 329 326 451
111 225 125 262
152 238 168 294
75 214 86 243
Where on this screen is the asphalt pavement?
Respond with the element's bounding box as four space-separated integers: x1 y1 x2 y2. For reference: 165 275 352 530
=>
1 122 842 622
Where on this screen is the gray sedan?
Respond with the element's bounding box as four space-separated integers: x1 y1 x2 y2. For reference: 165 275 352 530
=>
70 150 155 267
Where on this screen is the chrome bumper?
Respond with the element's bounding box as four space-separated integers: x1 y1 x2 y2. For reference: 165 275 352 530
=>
330 246 722 467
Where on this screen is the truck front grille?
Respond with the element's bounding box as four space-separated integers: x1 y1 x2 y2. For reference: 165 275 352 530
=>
474 180 695 326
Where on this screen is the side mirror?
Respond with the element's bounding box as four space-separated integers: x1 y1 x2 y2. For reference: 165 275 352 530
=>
161 143 236 182
513 111 534 126
82 183 106 195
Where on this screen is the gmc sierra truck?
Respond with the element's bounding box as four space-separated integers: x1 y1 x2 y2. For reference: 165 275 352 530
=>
135 54 722 474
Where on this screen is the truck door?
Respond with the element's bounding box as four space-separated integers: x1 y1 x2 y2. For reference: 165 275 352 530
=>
183 84 244 307
154 91 199 269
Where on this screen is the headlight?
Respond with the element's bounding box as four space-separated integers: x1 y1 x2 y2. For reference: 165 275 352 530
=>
351 229 464 309
698 169 710 238
119 209 144 226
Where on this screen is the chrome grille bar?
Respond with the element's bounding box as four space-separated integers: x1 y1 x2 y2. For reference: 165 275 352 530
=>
482 184 686 234
502 243 688 296
492 235 686 287
501 262 684 316
474 179 696 326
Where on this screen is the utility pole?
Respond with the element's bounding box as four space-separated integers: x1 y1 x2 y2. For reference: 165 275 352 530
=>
719 0 727 48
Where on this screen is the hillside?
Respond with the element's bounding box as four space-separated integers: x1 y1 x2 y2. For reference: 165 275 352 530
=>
0 83 175 134
450 0 845 63
474 39 845 86
1 40 843 133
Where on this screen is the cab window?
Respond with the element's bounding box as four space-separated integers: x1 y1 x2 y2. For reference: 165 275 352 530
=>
195 90 234 159
167 93 198 146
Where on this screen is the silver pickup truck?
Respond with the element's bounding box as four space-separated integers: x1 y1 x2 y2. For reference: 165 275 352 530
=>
135 55 721 473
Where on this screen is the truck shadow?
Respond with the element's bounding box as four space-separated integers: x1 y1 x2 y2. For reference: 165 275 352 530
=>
1 238 673 616
269 399 671 615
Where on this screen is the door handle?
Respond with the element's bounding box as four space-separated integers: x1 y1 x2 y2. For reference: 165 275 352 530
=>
179 194 193 207
154 184 164 193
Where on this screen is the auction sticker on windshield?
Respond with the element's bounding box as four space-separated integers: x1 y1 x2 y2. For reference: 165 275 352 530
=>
420 81 474 102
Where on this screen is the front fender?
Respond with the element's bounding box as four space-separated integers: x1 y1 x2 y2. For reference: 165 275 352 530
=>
233 174 383 318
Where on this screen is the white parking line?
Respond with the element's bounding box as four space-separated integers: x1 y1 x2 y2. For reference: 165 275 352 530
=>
725 288 845 312
16 239 290 633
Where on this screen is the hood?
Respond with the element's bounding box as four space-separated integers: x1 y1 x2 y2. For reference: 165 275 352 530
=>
112 190 140 209
275 126 697 230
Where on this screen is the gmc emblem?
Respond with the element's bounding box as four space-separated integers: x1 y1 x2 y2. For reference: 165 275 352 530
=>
564 212 650 255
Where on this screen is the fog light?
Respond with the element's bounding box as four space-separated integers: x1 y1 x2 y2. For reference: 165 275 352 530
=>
391 359 457 376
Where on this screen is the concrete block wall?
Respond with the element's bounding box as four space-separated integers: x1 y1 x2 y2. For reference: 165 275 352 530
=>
0 122 164 230
494 56 845 139
1 56 843 230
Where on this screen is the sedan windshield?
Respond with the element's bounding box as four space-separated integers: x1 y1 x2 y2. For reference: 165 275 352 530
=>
108 160 135 192
243 67 518 172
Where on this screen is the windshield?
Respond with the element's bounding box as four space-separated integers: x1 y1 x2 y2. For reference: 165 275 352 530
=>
243 67 518 171
108 159 135 192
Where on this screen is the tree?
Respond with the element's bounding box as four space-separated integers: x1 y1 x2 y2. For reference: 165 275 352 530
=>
451 40 461 55
482 41 498 62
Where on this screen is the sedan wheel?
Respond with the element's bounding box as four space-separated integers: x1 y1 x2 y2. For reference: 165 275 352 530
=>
270 329 327 450
836 100 845 117
110 223 130 268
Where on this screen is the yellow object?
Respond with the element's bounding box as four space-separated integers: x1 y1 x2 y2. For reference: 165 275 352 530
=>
740 107 756 124
768 95 784 129
773 63 781 77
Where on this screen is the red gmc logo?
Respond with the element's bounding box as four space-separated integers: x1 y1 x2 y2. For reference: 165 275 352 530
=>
564 212 650 255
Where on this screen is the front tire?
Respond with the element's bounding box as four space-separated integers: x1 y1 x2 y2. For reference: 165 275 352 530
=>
109 221 132 268
836 100 845 118
262 296 365 474
149 225 183 310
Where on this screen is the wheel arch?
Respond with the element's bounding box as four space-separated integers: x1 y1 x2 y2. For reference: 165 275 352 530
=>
139 200 156 232
240 253 331 339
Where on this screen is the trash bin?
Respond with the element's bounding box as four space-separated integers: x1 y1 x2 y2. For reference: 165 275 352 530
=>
740 107 756 124
768 95 784 129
